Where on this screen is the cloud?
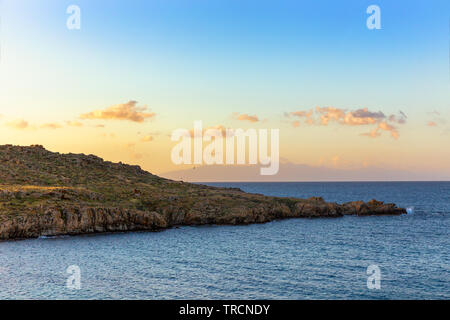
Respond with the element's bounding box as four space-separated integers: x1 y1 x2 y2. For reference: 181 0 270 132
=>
400 110 408 119
388 111 407 124
426 110 446 128
140 135 154 142
80 101 156 123
362 122 399 139
377 122 399 139
6 119 29 129
315 107 347 125
287 106 406 139
5 120 63 130
41 123 62 129
344 108 385 126
66 121 83 127
360 128 382 139
233 113 259 123
315 107 386 126
290 109 314 118
288 109 315 125
351 108 386 119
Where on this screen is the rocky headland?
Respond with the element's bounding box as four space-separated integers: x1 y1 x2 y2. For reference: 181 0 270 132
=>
0 145 406 240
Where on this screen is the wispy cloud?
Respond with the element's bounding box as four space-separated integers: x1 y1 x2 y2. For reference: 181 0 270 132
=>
287 109 315 125
377 122 399 139
360 122 399 139
140 135 154 142
6 119 29 129
233 113 259 123
426 110 446 127
389 111 407 124
66 121 83 127
6 120 63 130
40 123 63 129
316 107 347 125
360 128 381 139
292 120 301 128
80 100 156 123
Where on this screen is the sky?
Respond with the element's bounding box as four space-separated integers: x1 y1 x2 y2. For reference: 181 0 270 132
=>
0 0 449 181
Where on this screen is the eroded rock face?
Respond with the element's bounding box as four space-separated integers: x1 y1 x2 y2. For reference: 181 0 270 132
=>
0 208 168 240
0 198 406 240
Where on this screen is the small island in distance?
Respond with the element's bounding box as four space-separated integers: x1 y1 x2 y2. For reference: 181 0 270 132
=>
0 145 406 240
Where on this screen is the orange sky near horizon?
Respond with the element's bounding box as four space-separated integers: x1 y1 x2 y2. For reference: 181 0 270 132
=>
0 1 449 181
0 101 449 180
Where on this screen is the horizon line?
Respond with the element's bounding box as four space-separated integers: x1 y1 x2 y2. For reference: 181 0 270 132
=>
190 180 450 183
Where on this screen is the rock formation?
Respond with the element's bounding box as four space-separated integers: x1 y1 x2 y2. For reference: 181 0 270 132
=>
0 145 406 240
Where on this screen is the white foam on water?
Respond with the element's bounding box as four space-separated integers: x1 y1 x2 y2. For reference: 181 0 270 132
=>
406 207 414 215
38 235 54 239
38 235 70 240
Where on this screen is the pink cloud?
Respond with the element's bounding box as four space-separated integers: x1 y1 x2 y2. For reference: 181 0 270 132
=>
287 106 406 139
41 123 63 129
81 101 156 123
6 119 29 129
233 113 259 123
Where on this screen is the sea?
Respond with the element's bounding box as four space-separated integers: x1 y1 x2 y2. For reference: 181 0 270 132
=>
0 182 448 299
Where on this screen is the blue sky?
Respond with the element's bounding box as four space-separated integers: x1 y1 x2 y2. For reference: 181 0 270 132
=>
0 0 449 178
3 0 448 116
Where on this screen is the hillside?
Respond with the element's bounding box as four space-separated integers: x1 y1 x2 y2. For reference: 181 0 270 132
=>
0 145 406 240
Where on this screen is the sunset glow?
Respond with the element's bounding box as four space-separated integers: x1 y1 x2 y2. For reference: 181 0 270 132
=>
1 0 449 180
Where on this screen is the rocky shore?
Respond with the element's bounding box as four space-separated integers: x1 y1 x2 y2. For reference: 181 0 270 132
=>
0 145 406 240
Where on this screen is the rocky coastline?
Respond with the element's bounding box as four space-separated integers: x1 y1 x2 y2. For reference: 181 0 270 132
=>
0 145 406 240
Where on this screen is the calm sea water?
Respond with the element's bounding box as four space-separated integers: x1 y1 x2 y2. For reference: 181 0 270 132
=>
0 182 448 299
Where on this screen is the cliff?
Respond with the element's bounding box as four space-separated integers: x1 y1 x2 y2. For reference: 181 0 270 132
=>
0 145 406 240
